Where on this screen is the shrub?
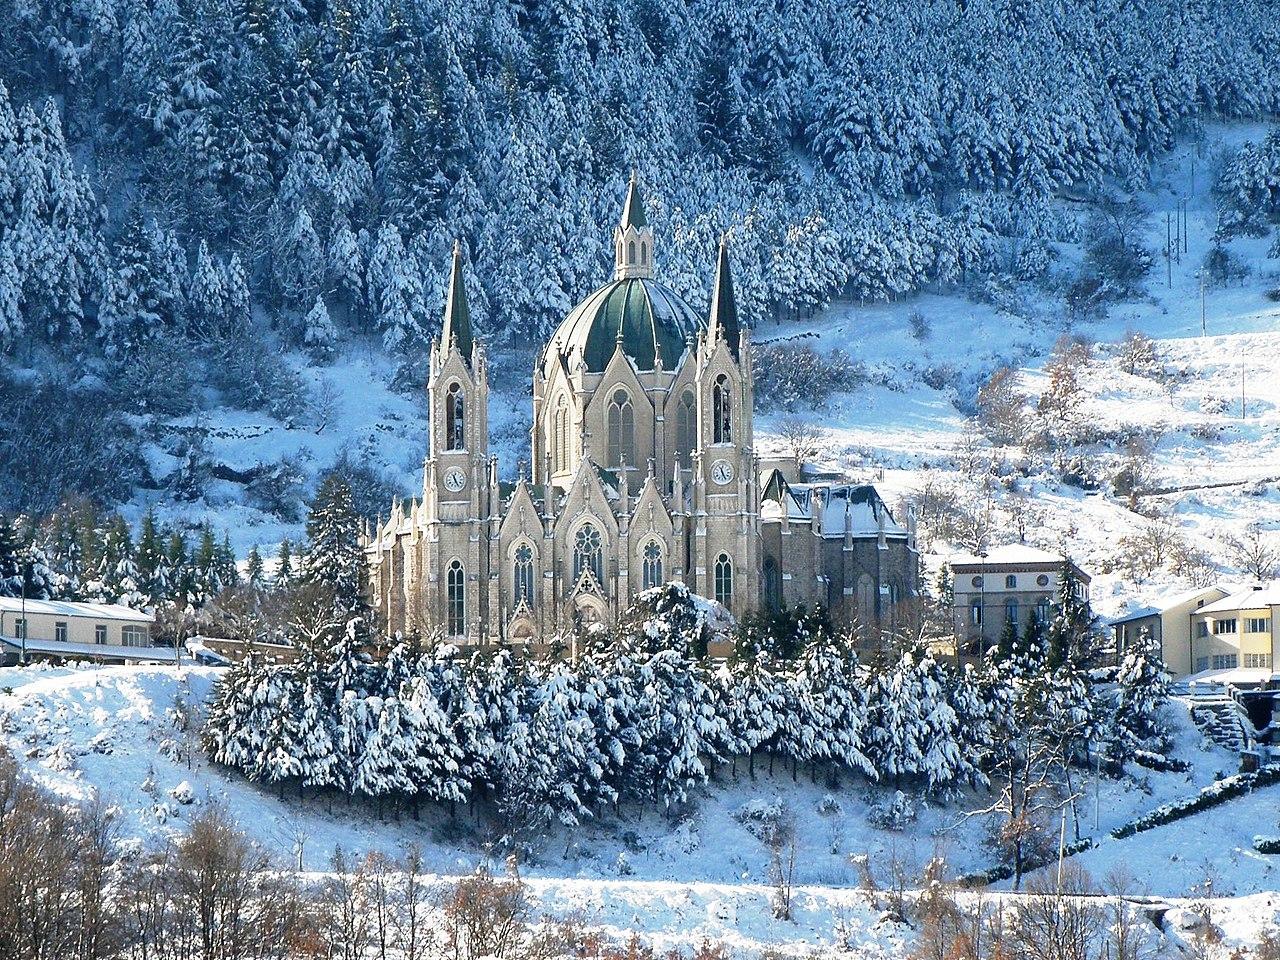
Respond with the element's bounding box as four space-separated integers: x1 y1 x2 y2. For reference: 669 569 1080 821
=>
753 340 866 411
1112 766 1280 839
110 337 199 417
207 338 310 421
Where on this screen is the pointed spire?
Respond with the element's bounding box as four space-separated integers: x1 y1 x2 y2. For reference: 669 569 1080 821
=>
621 169 648 229
707 233 740 357
441 240 474 365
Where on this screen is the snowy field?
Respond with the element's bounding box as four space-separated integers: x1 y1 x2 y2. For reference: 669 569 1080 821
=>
3 662 1278 955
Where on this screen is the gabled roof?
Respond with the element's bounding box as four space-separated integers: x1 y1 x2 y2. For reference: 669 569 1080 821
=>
759 471 906 538
947 544 1067 567
1108 585 1229 625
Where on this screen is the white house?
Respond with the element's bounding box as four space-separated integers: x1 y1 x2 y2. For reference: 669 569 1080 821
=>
0 597 173 665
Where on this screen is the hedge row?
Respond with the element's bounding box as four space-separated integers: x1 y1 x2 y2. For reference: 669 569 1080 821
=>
1132 749 1192 774
1112 765 1280 839
958 838 1095 887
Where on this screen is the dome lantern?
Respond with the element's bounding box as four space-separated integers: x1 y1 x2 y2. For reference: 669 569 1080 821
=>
614 171 654 280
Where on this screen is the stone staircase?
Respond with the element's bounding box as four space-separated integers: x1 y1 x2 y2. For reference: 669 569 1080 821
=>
1189 696 1251 752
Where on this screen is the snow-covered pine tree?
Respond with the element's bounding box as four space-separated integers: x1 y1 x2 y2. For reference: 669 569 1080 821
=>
245 545 265 589
1112 626 1172 755
275 539 295 588
303 473 363 613
302 294 338 360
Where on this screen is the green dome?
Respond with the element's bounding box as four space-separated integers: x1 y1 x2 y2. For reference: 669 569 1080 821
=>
543 277 703 376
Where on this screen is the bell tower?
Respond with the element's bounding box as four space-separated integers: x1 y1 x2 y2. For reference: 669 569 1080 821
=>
691 235 757 618
613 170 654 280
421 241 491 643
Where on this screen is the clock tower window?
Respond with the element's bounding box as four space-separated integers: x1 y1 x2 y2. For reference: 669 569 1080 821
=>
445 382 465 451
712 374 732 444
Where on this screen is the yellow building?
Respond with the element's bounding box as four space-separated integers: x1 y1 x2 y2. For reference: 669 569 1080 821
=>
0 597 168 665
1188 584 1280 678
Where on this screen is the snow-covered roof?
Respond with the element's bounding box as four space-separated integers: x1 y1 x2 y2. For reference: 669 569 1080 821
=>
1182 666 1273 688
0 597 154 622
946 544 1069 568
1197 583 1280 614
0 635 175 663
758 470 906 539
1108 586 1229 625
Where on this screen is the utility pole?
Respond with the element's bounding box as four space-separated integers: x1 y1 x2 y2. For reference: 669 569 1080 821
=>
1166 213 1173 288
19 559 30 665
1200 272 1206 337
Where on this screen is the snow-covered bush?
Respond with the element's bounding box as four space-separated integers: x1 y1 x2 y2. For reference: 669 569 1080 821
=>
734 797 791 842
752 341 866 412
867 791 918 832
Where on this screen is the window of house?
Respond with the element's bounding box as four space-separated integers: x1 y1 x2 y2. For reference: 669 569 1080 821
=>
1196 656 1209 672
1245 653 1273 669
1246 617 1271 633
606 389 635 469
1036 574 1050 587
121 625 148 647
445 382 465 451
675 391 696 470
55 621 67 643
446 560 465 636
573 524 604 585
95 624 107 644
13 618 26 639
971 576 984 588
1005 574 1017 589
1005 599 1019 624
714 554 733 606
970 599 983 626
513 545 534 608
1036 598 1051 624
1212 654 1238 670
642 541 663 590
1196 621 1209 638
1214 618 1238 635
712 375 732 444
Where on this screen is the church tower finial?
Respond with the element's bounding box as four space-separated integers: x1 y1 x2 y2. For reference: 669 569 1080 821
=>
707 232 740 357
614 171 654 281
441 239 474 365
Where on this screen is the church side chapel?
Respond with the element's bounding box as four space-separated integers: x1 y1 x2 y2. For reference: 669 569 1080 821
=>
364 176 919 647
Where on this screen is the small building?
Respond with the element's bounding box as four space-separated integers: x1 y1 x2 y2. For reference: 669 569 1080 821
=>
948 545 1090 655
1108 585 1230 677
0 597 169 665
1188 583 1280 676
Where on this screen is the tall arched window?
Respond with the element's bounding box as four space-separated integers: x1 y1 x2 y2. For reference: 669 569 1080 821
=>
553 397 569 473
447 559 465 635
573 524 604 585
640 241 648 265
627 240 636 264
675 390 695 468
606 389 635 468
764 556 781 610
714 553 733 607
642 541 663 589
513 544 534 607
445 382 465 450
712 374 732 444
1005 599 1019 624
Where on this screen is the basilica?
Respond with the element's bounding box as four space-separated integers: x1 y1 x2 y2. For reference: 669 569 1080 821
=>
364 177 919 646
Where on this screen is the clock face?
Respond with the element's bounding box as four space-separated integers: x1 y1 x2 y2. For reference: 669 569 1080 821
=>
710 458 735 486
443 467 467 493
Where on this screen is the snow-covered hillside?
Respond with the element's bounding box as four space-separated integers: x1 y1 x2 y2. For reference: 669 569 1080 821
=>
3 662 1278 955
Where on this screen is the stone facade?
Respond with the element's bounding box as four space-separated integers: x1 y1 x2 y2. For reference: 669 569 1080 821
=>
365 178 919 647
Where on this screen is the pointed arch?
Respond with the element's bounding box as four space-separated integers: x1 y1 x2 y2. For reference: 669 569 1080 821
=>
714 553 733 607
445 381 465 450
642 540 664 590
513 542 535 608
606 388 635 468
573 522 604 585
446 559 465 636
675 389 696 468
712 374 732 444
553 395 570 473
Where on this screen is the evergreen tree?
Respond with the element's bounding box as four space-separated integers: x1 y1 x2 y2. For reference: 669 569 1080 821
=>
303 473 363 612
245 545 266 589
275 538 295 587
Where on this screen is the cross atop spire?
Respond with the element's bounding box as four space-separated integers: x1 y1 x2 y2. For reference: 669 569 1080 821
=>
707 233 740 357
441 239 474 365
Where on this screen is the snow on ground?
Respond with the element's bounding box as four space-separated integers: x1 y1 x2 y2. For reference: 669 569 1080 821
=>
3 662 1279 955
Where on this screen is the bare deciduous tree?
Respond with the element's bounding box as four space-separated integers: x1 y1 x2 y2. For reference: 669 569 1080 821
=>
976 366 1027 446
1226 522 1278 581
776 415 827 466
